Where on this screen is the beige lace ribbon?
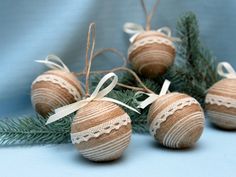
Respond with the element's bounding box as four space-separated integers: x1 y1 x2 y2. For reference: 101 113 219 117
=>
71 114 131 144
149 97 200 136
46 72 139 124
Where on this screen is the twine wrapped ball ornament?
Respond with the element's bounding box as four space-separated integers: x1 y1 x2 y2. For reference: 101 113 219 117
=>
47 73 139 162
47 23 138 162
31 55 83 117
124 24 178 78
123 0 180 78
205 62 236 129
137 80 205 149
46 23 140 162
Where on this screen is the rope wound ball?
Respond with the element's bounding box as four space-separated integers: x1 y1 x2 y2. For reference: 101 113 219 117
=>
47 23 139 162
124 0 180 78
31 55 83 117
136 80 205 149
205 62 236 129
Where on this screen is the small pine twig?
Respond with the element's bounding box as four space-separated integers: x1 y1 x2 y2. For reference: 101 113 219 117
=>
170 11 219 105
0 115 73 145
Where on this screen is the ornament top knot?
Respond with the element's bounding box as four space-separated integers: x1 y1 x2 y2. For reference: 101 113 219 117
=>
31 54 83 117
205 62 236 129
123 0 180 78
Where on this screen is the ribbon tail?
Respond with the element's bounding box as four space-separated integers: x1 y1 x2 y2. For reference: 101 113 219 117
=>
129 33 141 43
133 91 159 109
35 55 70 72
136 94 159 109
171 37 181 42
101 97 140 114
46 101 88 124
159 80 171 96
35 59 63 71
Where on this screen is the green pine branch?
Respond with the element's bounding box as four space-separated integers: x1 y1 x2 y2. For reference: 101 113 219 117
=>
0 11 220 145
0 115 73 145
149 12 219 105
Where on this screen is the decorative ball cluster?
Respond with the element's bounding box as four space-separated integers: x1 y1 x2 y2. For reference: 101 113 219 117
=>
27 0 236 163
128 31 176 78
31 70 83 117
148 92 205 148
71 101 132 162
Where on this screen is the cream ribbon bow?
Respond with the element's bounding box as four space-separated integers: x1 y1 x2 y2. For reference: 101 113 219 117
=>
135 80 171 109
217 62 236 79
35 54 70 72
123 22 180 43
46 72 140 124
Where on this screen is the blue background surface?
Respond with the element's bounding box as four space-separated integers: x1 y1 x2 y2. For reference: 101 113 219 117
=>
0 0 236 117
1 124 236 177
0 1 236 177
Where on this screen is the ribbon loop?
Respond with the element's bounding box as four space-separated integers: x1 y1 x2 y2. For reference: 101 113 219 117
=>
135 80 171 109
123 22 180 43
157 27 171 37
157 27 181 42
46 72 139 124
217 62 236 79
90 72 118 99
35 54 70 72
123 22 145 43
123 22 145 35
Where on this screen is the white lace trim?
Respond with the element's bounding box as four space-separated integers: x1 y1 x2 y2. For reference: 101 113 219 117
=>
150 97 199 136
128 36 175 55
205 94 236 108
71 114 131 144
32 74 81 100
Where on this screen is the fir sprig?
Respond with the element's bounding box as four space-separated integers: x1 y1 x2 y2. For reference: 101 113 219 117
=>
0 115 73 145
173 12 219 105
